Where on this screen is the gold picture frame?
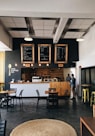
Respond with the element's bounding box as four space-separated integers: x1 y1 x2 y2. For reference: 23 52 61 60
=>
21 44 34 63
38 44 51 64
54 44 68 63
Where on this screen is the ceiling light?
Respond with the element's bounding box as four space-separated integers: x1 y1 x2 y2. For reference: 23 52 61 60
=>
24 36 33 41
31 64 33 67
76 38 84 42
46 63 49 66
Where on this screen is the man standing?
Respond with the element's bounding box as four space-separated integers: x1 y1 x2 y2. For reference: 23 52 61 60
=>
70 74 76 99
66 74 71 82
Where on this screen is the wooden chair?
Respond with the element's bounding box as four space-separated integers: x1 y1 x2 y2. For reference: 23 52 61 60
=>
18 89 24 107
8 88 17 106
82 88 89 103
0 120 7 136
49 88 56 92
36 89 43 108
47 92 58 108
0 94 7 108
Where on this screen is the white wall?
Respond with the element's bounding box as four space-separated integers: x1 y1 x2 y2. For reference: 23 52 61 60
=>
64 68 76 81
76 24 95 96
64 67 81 96
0 24 12 49
77 24 95 68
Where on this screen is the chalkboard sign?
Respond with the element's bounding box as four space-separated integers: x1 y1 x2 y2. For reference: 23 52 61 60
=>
54 44 68 63
38 44 51 64
21 44 34 63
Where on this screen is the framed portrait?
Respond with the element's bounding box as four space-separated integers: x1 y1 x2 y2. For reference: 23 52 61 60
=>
38 44 51 64
54 44 68 63
21 44 34 63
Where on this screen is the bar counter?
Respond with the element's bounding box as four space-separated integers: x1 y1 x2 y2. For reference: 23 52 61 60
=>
10 81 71 97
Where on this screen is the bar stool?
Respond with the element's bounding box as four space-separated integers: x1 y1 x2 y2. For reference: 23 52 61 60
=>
82 88 89 103
90 91 95 106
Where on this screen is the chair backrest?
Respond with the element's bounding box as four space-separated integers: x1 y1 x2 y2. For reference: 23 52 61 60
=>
10 88 17 91
49 88 56 92
19 89 24 97
49 92 58 96
0 120 7 136
36 89 40 97
9 88 17 96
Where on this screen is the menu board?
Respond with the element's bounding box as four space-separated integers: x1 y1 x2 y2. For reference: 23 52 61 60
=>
54 44 68 63
40 46 49 61
38 44 51 64
21 44 34 63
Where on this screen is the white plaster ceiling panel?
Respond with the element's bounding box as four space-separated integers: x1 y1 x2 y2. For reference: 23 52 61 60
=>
64 32 85 39
9 31 28 38
69 19 95 29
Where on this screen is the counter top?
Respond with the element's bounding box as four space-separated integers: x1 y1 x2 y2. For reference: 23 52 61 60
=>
81 84 91 87
9 81 68 84
9 81 50 84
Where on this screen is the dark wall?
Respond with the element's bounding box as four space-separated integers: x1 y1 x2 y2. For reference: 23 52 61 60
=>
5 38 79 89
13 38 79 66
81 66 95 91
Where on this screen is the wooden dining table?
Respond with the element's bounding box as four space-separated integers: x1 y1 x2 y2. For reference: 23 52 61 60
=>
0 90 16 108
80 117 95 136
0 90 16 95
0 82 5 91
45 90 59 107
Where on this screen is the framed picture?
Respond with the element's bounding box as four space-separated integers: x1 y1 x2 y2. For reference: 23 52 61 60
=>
54 44 68 63
21 44 34 63
38 44 51 64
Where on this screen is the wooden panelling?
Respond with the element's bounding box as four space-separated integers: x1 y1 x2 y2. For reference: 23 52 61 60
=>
36 68 64 80
50 82 60 95
60 82 71 96
50 81 71 96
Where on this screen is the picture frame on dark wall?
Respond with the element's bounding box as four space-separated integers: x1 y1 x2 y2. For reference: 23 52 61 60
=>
54 44 68 63
21 44 34 63
38 44 51 64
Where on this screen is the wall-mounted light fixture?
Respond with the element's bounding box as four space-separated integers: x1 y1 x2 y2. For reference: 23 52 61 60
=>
8 64 12 76
39 64 41 66
15 63 18 67
46 63 49 66
23 63 25 66
31 64 33 67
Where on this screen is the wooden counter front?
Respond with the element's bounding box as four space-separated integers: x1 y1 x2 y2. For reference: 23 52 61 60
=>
50 81 71 96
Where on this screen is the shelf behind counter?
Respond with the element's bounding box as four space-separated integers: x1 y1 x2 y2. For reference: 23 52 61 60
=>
9 81 71 97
